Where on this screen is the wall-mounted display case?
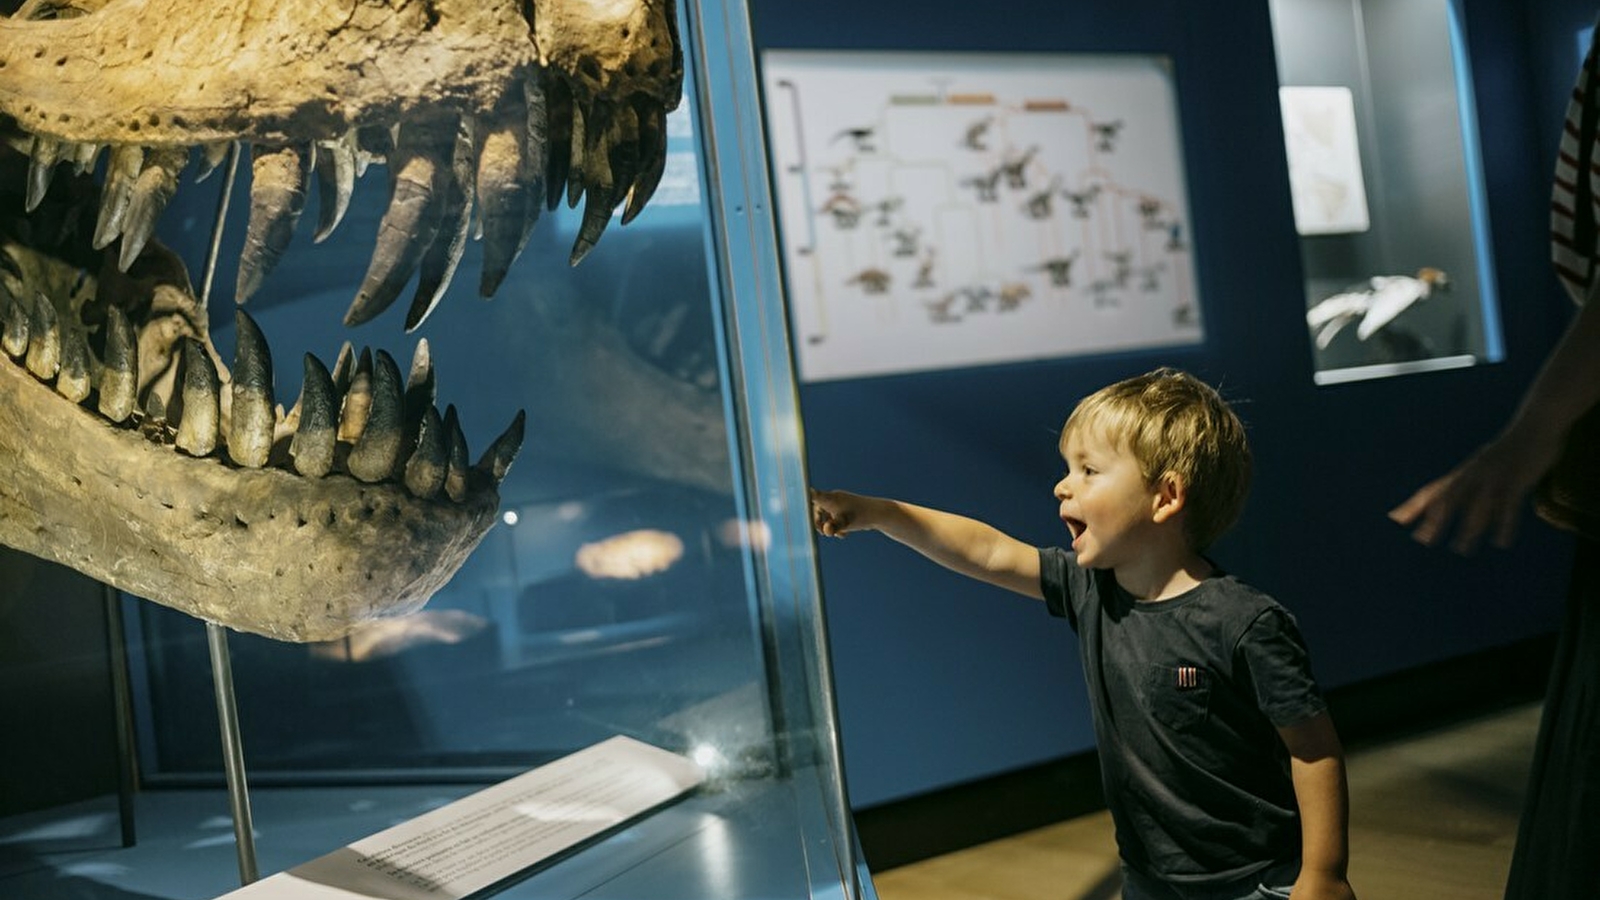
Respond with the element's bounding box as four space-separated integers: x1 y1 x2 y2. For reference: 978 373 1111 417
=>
1271 0 1504 385
0 1 869 898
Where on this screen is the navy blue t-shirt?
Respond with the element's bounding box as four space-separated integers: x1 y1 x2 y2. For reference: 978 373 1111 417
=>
1039 547 1327 886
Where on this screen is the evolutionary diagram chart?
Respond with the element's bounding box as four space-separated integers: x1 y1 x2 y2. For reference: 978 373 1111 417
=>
762 51 1204 381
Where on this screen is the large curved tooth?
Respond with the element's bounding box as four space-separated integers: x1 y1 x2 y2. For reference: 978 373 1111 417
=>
403 338 435 443
97 304 139 423
623 102 669 225
403 405 447 499
566 102 589 210
2 287 27 359
546 80 574 212
337 347 373 443
475 83 542 299
474 409 526 484
405 127 475 332
118 146 188 272
55 325 92 403
442 404 469 503
26 134 63 212
93 145 143 251
25 291 60 380
345 120 455 327
346 349 404 483
228 310 275 468
236 143 315 304
290 353 338 478
313 132 357 243
174 338 221 458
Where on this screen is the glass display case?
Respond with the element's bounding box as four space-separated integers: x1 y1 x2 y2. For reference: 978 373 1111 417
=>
1 0 868 897
1270 0 1504 385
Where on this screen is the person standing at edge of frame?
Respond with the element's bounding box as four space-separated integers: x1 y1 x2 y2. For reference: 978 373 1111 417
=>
1389 16 1600 900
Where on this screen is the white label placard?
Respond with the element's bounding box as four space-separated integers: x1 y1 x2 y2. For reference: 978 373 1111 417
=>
216 736 704 900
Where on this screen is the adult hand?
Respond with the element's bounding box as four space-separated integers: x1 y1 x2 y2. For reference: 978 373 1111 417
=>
1388 425 1562 554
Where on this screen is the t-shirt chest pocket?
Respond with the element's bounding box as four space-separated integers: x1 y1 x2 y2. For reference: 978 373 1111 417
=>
1143 663 1212 731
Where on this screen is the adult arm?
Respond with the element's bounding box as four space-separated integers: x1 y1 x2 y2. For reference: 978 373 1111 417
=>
811 489 1043 599
1390 287 1600 553
1280 711 1357 900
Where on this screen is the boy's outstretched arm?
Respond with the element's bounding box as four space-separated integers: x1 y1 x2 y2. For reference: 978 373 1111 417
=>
1279 712 1357 900
810 489 1043 599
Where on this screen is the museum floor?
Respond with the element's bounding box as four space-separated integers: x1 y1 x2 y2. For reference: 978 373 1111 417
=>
873 700 1538 900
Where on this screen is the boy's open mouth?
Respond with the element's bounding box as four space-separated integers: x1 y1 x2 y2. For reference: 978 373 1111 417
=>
1064 515 1087 545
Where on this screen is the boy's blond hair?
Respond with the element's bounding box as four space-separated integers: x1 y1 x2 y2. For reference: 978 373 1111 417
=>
1060 368 1251 551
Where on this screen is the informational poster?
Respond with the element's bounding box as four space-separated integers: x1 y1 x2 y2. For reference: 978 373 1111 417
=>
215 736 704 900
1279 86 1371 236
762 51 1203 382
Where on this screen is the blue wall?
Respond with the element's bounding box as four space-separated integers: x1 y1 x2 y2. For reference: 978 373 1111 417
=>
754 0 1582 808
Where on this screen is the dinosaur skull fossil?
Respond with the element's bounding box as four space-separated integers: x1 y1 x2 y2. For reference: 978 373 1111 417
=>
0 0 686 641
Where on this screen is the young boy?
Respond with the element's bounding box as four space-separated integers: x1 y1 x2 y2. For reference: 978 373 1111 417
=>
811 368 1355 900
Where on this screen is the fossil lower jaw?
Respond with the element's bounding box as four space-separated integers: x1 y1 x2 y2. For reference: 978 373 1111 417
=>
0 351 500 641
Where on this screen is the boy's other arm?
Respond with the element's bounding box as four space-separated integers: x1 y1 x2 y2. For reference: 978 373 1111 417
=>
810 489 1043 600
1279 712 1357 900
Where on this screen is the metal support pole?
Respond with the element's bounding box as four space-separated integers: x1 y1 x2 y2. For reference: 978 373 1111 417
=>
102 586 139 848
206 622 259 885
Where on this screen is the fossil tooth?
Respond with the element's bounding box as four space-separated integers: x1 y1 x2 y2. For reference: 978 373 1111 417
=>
236 143 315 304
337 346 374 443
144 388 167 423
329 341 355 397
346 121 454 327
475 84 541 299
403 405 447 500
97 304 138 423
346 349 404 483
118 146 188 272
313 133 357 244
25 134 63 212
93 145 143 250
67 142 102 177
546 80 574 213
25 291 60 381
195 141 233 182
570 187 615 267
623 103 669 225
404 339 435 426
228 310 275 468
566 102 588 210
405 128 474 332
290 353 338 478
475 409 525 484
2 287 27 359
54 324 92 403
443 404 469 503
174 338 221 458
607 104 643 214
356 124 395 174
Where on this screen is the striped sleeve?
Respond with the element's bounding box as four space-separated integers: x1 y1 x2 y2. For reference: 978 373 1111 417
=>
1554 25 1600 305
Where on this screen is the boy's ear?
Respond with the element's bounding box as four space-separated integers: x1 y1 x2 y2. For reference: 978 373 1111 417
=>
1151 471 1187 523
